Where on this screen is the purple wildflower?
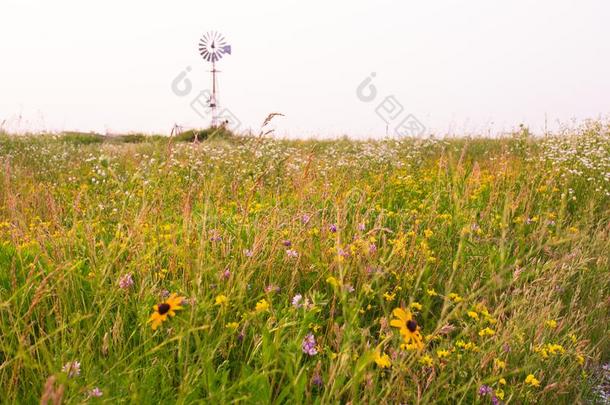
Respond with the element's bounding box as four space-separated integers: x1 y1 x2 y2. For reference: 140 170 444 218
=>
491 396 503 405
286 249 299 258
244 249 254 258
62 361 81 378
118 273 134 290
209 229 222 242
282 239 292 247
479 385 492 396
221 268 231 280
302 333 318 356
312 371 323 387
88 387 103 398
358 223 366 231
329 224 337 233
292 294 303 308
265 284 280 294
343 284 355 293
301 214 311 224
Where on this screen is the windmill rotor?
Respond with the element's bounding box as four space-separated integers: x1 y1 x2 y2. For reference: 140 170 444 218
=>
198 31 231 63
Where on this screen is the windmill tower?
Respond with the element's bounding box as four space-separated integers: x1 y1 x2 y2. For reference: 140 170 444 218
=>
198 31 232 127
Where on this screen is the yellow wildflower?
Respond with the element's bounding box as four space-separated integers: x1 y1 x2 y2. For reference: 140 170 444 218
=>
546 319 558 329
495 389 505 400
255 298 270 313
419 355 433 367
525 374 540 387
467 311 479 320
215 294 228 306
478 327 495 337
447 293 463 303
374 351 391 368
383 291 396 302
547 344 565 355
494 358 506 370
410 302 423 311
326 276 340 288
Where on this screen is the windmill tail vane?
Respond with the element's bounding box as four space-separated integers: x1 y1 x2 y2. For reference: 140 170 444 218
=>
198 30 232 126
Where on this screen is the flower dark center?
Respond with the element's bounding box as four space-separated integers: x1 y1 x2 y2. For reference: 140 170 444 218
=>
406 319 418 333
158 303 171 315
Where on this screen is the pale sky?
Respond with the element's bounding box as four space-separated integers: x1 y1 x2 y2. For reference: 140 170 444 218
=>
1 0 609 138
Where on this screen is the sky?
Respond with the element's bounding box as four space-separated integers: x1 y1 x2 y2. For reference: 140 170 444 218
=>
1 0 609 138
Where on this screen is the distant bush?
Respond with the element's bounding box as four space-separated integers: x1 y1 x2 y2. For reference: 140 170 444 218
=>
60 132 105 144
174 126 236 142
109 134 166 144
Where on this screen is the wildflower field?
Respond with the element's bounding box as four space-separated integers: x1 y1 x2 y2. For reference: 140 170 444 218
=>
0 125 608 404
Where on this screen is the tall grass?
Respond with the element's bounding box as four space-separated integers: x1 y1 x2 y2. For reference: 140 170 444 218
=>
0 125 608 403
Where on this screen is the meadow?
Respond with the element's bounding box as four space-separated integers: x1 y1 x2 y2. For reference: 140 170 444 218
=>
0 123 608 404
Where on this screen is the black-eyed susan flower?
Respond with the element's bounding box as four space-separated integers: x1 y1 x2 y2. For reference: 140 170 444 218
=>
390 307 424 350
149 293 184 331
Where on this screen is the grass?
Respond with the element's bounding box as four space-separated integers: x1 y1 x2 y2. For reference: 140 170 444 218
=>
0 123 608 404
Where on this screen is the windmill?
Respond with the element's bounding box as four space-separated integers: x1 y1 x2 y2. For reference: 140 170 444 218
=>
198 31 232 127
